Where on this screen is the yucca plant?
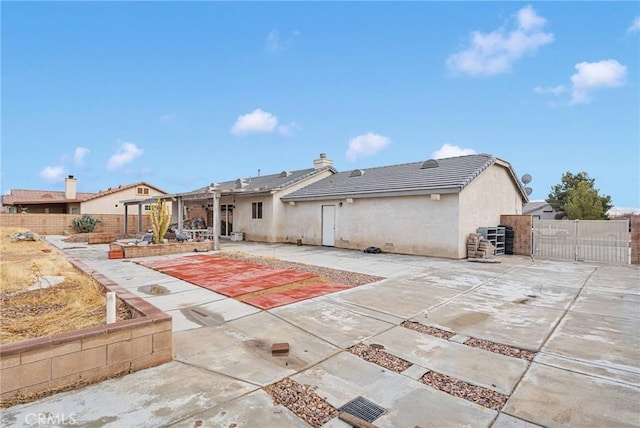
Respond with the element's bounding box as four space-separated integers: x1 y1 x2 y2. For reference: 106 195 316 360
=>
149 198 170 244
71 214 101 233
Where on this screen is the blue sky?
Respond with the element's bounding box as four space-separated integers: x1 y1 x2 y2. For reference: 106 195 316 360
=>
2 2 639 208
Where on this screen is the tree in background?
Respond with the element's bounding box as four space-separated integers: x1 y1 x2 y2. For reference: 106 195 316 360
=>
547 171 612 220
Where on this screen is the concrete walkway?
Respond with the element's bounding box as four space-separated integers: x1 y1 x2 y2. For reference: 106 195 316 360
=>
2 238 639 427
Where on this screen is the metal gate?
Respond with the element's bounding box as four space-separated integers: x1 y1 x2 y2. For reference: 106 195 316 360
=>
532 219 630 264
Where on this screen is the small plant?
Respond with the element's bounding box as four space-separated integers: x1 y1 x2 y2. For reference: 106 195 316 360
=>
150 198 170 244
72 214 101 233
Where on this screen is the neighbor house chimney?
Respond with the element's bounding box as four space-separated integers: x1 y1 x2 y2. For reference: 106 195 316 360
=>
313 153 333 169
65 175 77 199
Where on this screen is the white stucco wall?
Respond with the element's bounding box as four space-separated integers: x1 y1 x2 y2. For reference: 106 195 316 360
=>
81 187 167 215
231 169 335 242
278 193 461 258
458 164 524 258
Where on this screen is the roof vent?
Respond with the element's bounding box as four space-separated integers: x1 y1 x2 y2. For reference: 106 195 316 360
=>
350 169 365 177
421 159 439 169
279 171 292 178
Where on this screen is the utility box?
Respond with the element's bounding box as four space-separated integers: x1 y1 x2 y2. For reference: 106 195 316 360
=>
230 232 244 242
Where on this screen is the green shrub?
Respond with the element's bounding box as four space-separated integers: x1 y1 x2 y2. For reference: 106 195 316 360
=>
72 214 101 233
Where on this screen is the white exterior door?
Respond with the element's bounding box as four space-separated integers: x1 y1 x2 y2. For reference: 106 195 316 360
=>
321 205 335 246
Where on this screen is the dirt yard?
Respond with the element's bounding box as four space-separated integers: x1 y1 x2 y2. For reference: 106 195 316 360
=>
0 228 132 344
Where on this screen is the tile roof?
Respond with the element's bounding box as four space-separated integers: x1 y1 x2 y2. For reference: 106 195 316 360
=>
283 154 525 201
2 182 167 205
523 201 552 214
2 189 97 205
181 166 336 199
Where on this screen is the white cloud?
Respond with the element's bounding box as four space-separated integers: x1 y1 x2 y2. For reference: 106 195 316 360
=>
570 59 627 105
447 5 553 76
265 29 299 53
230 108 279 136
345 132 390 162
431 144 477 159
533 85 566 95
73 147 90 166
39 166 66 184
230 108 298 137
106 141 144 171
627 16 640 33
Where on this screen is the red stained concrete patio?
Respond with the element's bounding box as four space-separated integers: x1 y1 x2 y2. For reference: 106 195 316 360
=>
141 254 351 309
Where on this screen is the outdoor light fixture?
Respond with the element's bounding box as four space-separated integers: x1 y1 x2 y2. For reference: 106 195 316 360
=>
289 201 296 206
346 198 354 203
430 194 440 201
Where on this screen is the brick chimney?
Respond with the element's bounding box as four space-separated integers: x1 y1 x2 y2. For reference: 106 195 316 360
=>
65 175 77 199
313 153 333 169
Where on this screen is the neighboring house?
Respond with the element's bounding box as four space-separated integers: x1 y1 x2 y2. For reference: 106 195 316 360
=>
176 153 336 239
2 175 167 215
280 154 528 259
523 200 562 220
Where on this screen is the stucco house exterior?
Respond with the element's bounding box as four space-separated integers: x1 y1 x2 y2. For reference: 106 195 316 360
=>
175 154 337 241
2 176 167 215
280 154 528 259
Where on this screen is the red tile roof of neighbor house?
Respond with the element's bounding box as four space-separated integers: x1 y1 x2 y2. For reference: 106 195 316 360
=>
2 182 167 205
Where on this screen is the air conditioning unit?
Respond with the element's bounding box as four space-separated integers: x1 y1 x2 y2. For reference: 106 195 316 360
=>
230 232 244 242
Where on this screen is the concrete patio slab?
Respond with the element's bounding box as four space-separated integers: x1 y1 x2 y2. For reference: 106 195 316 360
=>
168 389 309 428
321 295 406 325
291 351 497 427
500 264 596 289
271 298 395 348
336 278 461 319
399 268 497 292
141 288 226 311
504 362 640 427
166 297 261 332
534 353 640 386
422 293 565 350
569 289 640 319
543 311 640 373
585 265 640 295
365 326 529 394
471 278 581 310
493 413 543 428
173 311 339 386
0 362 257 428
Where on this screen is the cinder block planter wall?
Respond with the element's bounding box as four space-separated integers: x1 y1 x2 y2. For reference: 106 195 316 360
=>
114 241 213 258
0 258 173 402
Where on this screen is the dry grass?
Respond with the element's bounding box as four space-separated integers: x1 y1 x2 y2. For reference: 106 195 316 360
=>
0 228 132 344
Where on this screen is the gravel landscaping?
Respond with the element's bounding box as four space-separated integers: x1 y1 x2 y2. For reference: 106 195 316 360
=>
464 338 536 361
420 371 509 411
220 251 385 286
401 320 455 339
264 377 339 427
348 343 412 373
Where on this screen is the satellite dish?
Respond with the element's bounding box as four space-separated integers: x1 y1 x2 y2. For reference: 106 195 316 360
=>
521 174 532 184
525 187 533 196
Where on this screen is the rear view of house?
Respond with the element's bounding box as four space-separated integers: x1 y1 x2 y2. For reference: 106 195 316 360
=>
281 154 528 259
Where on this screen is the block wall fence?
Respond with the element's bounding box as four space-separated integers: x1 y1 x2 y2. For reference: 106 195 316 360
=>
499 215 533 256
0 213 152 236
631 215 640 265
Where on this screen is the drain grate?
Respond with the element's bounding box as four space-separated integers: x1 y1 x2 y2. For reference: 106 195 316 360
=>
339 396 386 423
